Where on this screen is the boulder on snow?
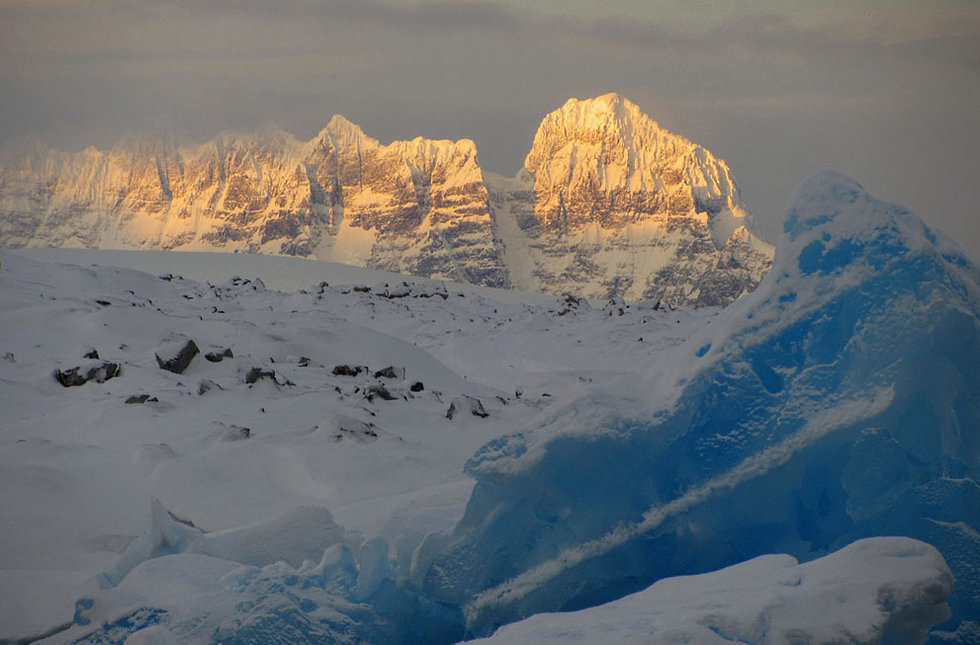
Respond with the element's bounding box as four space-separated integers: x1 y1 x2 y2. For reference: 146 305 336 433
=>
333 364 365 377
125 394 158 404
243 366 292 386
154 336 199 374
204 347 233 363
365 384 396 402
447 395 488 420
54 361 122 387
373 366 405 380
244 367 275 384
410 381 425 392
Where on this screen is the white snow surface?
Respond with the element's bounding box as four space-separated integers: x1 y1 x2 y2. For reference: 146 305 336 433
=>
472 537 953 645
0 247 706 641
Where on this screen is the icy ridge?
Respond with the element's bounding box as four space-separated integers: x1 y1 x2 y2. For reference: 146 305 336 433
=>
0 95 772 306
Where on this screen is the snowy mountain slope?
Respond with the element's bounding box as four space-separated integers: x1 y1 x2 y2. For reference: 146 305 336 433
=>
1 170 976 644
0 95 772 307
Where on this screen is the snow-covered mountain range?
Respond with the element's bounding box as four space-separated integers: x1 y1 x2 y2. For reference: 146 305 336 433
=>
0 94 772 306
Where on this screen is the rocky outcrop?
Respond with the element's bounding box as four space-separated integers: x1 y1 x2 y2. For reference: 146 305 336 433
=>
0 95 773 306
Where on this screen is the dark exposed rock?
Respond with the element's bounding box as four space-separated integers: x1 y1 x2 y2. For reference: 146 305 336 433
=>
446 395 488 420
125 394 158 404
3 352 15 363
54 361 122 387
365 384 396 402
155 336 200 374
82 348 100 359
373 366 405 380
410 381 425 392
244 367 276 384
333 365 364 377
204 347 233 362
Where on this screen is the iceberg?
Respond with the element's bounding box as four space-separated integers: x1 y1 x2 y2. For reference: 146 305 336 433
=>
420 171 980 637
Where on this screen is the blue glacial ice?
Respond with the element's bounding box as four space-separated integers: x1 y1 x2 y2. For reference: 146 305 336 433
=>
50 171 979 643
421 171 980 637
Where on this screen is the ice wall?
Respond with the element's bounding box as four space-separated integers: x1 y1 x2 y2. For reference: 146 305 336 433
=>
420 171 980 637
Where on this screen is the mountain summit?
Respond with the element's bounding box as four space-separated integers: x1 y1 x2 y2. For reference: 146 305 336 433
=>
493 94 771 304
0 96 772 306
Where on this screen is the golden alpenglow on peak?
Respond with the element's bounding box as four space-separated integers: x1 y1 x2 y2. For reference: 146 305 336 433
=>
0 97 772 307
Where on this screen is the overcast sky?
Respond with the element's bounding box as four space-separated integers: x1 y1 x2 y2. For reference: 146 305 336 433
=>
2 0 978 254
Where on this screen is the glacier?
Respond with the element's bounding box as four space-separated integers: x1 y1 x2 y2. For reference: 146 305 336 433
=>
419 170 980 639
8 170 979 643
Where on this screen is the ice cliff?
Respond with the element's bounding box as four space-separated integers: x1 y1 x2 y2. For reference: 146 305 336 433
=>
419 170 980 638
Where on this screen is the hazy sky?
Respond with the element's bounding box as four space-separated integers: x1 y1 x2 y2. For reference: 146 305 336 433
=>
1 0 978 254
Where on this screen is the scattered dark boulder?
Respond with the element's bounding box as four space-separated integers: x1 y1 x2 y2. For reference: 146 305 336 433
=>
297 356 311 367
3 352 15 363
333 365 364 377
95 299 111 307
204 347 233 362
244 367 276 384
82 348 100 359
54 361 121 387
447 395 488 420
373 366 405 380
410 381 425 392
155 336 200 374
125 394 158 404
243 367 293 386
365 384 396 402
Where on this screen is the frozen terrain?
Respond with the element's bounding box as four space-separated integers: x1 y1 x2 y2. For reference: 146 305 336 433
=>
0 171 977 643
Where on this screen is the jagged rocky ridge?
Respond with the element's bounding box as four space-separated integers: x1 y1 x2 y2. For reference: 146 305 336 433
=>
0 95 772 306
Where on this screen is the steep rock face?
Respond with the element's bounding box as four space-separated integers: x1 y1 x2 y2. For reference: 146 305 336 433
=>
306 117 507 286
0 95 773 304
493 93 772 304
0 124 507 288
